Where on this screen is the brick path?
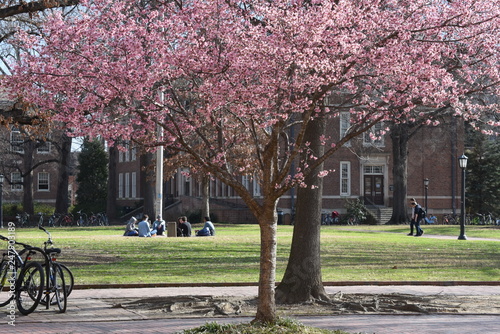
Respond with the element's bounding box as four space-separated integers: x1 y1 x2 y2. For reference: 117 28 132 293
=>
2 285 499 334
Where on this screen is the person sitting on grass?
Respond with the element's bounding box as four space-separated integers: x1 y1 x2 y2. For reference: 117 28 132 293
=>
179 216 192 237
196 216 215 236
152 215 166 236
138 214 156 237
123 217 139 236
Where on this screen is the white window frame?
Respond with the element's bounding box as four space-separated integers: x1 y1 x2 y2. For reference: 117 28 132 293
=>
37 140 51 154
340 112 351 146
242 175 250 192
364 122 385 147
11 172 23 191
253 175 261 197
131 145 137 161
118 173 124 198
131 172 137 198
125 172 130 198
124 144 130 162
10 129 24 153
38 172 50 192
340 161 351 196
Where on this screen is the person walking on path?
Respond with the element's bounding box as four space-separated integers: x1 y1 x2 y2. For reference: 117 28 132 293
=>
410 200 424 237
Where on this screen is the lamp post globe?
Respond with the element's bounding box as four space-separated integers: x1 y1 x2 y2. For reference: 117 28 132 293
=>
424 178 429 213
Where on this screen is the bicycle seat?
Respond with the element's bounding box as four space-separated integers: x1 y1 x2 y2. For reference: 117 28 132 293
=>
46 248 61 254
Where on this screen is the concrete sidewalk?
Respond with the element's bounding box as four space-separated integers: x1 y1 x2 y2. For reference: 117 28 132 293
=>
3 285 500 334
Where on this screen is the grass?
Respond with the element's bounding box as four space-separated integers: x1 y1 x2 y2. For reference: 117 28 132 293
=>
3 224 499 285
181 319 350 334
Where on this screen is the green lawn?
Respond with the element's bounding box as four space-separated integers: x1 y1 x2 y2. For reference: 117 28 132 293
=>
3 224 499 285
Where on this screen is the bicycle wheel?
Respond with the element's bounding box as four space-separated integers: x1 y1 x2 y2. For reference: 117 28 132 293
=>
58 263 74 297
0 260 15 307
51 263 67 313
16 261 44 315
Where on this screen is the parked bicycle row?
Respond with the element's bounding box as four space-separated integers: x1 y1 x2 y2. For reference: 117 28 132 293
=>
442 213 500 225
14 211 109 228
0 225 74 315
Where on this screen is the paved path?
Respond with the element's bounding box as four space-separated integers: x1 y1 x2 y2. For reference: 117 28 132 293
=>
334 228 500 242
2 285 499 334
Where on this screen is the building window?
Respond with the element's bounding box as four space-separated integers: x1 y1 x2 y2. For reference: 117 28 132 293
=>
131 172 137 198
37 140 51 154
118 173 123 198
131 145 137 161
11 172 23 191
10 128 24 153
38 172 49 191
125 173 130 198
124 145 130 162
364 165 384 174
253 175 261 197
364 122 385 147
242 175 250 192
340 112 351 146
340 162 351 196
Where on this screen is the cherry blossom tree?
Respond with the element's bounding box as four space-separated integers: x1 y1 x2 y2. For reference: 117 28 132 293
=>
5 0 499 322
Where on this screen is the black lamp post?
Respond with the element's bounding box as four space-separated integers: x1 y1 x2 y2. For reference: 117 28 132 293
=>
0 174 4 229
424 178 429 213
458 154 468 240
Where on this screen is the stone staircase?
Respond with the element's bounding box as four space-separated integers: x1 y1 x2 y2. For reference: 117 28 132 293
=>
366 206 393 224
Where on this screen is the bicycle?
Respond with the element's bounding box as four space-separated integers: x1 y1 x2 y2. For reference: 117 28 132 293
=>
443 213 459 225
20 227 68 314
97 212 109 226
47 213 58 227
37 212 45 227
0 235 46 315
39 226 74 298
321 214 334 225
16 212 30 228
58 213 74 227
476 213 494 225
76 210 87 227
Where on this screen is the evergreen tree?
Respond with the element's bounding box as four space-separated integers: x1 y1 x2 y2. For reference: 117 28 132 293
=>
75 138 108 213
466 129 500 217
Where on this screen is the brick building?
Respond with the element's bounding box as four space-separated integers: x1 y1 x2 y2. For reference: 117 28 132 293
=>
114 115 464 225
0 127 61 206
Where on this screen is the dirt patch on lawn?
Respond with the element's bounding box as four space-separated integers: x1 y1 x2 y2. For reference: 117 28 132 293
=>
109 293 500 318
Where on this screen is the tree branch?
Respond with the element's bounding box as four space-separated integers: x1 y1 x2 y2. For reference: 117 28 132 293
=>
0 0 79 19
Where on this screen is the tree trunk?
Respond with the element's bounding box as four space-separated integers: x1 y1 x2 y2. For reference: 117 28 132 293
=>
201 175 210 223
276 115 328 304
55 134 71 214
106 145 118 222
22 140 35 215
141 152 155 217
253 201 278 323
388 123 410 224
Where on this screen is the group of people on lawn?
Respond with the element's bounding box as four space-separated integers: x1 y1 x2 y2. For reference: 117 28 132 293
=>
124 214 215 237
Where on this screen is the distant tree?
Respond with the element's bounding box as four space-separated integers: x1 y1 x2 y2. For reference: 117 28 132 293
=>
106 145 118 221
74 138 108 213
466 128 500 217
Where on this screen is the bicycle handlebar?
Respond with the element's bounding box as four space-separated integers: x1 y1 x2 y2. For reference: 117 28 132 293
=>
0 234 46 258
